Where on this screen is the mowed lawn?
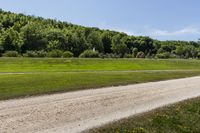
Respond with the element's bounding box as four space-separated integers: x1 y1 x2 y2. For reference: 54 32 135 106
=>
1 58 200 100
1 58 200 72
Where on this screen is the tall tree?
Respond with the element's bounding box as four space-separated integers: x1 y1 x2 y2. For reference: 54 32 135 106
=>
87 31 104 52
21 22 47 52
111 34 129 57
0 27 24 52
101 31 113 53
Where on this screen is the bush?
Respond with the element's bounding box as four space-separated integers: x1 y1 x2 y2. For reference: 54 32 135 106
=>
23 51 47 57
24 51 38 57
136 51 145 58
124 54 133 58
79 50 99 58
37 51 47 57
103 53 120 58
3 51 19 57
132 48 138 58
99 53 106 59
156 52 170 59
197 52 200 59
99 53 120 58
0 46 3 57
48 50 63 58
63 51 74 58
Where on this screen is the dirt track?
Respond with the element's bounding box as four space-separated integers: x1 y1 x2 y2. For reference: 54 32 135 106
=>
0 76 200 133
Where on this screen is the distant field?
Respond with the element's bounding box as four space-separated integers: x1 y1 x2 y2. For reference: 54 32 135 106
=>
1 58 200 100
88 97 200 133
1 58 200 72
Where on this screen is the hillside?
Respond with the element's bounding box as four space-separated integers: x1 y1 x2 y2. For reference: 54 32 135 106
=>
0 9 200 58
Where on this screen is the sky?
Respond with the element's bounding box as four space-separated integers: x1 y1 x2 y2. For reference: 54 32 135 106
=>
0 0 200 41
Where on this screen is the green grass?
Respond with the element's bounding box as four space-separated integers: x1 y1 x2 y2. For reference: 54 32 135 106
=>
88 97 200 133
1 58 200 72
1 71 200 100
1 58 200 132
1 58 200 100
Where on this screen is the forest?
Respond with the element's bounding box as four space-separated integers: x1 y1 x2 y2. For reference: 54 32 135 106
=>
0 9 200 59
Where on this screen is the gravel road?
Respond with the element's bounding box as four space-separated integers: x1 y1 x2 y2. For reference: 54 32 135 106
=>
0 76 200 133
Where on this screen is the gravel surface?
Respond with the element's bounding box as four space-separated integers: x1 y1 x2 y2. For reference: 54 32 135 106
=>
0 76 200 133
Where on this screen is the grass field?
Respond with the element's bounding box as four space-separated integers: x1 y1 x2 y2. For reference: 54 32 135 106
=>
88 97 200 133
1 58 200 72
1 57 200 100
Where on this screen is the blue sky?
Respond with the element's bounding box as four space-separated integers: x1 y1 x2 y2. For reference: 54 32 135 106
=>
0 0 200 41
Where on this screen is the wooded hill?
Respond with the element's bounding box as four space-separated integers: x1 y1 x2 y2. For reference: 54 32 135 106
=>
0 9 200 58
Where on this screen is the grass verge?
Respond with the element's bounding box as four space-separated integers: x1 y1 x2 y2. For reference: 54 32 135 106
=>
88 97 200 133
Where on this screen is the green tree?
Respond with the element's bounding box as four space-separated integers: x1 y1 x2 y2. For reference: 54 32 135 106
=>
70 30 87 57
1 9 200 59
101 31 112 53
45 29 67 51
111 34 129 57
0 28 23 52
21 22 47 52
87 31 104 52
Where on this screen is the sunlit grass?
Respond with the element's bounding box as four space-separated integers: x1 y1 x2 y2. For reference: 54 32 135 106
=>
88 97 200 133
1 58 200 100
1 58 200 72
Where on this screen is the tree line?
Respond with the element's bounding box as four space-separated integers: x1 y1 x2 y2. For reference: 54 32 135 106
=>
1 9 200 58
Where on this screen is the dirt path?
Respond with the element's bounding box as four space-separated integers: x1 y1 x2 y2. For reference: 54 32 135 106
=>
0 76 200 133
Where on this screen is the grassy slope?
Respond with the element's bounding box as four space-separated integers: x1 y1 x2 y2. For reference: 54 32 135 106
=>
1 58 200 100
88 97 200 133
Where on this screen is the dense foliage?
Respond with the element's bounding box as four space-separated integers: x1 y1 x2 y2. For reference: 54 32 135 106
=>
1 9 200 58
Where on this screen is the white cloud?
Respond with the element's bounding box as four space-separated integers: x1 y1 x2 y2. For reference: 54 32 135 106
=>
121 25 200 41
97 22 200 40
150 26 200 37
150 27 200 36
97 23 137 35
111 28 137 35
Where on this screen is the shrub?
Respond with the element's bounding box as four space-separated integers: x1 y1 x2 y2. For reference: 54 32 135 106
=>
24 51 38 57
136 51 145 58
37 51 47 57
79 50 99 58
197 52 200 59
99 53 120 58
132 48 138 58
103 53 120 58
48 50 63 58
3 51 19 57
156 52 170 59
124 54 133 58
99 53 106 59
23 51 47 58
0 46 3 57
63 51 74 58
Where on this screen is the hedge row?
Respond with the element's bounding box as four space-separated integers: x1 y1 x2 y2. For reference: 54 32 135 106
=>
1 50 198 59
